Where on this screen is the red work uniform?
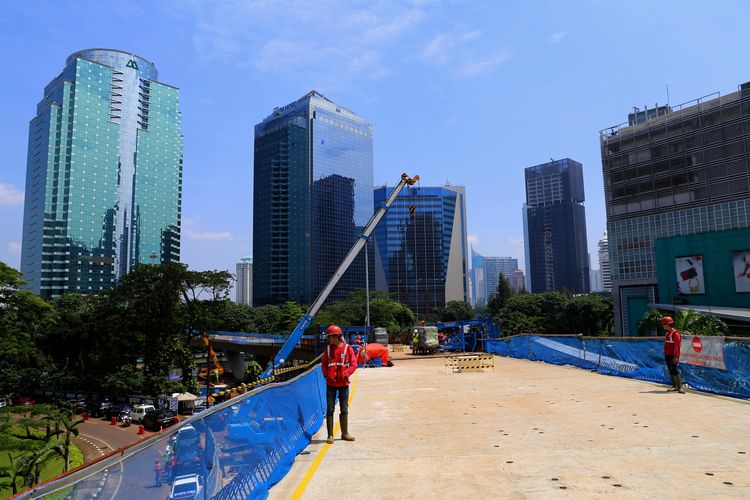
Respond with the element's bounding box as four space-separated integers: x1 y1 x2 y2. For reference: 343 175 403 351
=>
321 342 357 387
357 342 389 366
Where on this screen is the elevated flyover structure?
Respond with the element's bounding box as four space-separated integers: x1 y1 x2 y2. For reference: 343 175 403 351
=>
273 353 750 498
16 351 750 498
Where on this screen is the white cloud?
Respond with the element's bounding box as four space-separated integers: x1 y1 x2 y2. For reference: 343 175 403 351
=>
6 242 21 255
0 183 24 205
507 236 524 248
172 1 432 84
422 34 454 65
548 31 568 43
186 230 234 241
458 51 511 78
468 234 480 247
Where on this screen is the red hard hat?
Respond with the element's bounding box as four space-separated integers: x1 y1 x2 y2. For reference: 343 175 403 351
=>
661 316 674 325
326 325 343 336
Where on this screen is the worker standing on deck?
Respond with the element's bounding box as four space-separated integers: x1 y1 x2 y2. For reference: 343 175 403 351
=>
662 316 684 393
321 325 357 444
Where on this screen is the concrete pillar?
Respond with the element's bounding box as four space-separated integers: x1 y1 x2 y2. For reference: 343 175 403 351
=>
226 351 248 380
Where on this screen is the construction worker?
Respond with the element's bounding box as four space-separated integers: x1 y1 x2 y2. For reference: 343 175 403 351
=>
662 316 684 393
357 342 392 367
321 325 357 444
153 459 163 487
412 330 420 355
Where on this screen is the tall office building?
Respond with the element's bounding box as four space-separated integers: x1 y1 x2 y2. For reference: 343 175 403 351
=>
20 49 183 298
508 268 526 293
373 185 470 316
485 256 519 297
598 232 611 292
523 158 590 294
601 83 750 336
236 255 253 306
253 91 373 305
471 250 488 306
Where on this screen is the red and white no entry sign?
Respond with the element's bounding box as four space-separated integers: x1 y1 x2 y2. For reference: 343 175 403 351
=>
692 336 702 353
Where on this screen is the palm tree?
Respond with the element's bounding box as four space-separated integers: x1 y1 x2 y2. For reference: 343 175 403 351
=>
637 309 728 336
49 416 84 472
0 452 25 495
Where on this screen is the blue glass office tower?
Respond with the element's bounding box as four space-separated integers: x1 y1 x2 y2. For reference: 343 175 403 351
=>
523 159 590 294
373 185 470 316
253 91 373 305
20 49 183 298
471 250 487 306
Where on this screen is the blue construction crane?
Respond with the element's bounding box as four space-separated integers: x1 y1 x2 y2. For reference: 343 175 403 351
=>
261 173 419 378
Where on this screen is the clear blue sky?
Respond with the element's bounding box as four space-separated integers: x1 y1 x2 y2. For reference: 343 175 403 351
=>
2 0 750 279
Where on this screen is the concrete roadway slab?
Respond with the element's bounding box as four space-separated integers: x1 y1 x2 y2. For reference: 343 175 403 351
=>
271 355 750 499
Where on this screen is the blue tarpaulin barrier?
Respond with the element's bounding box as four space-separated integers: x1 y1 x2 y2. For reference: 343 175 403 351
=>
486 335 750 399
21 367 326 499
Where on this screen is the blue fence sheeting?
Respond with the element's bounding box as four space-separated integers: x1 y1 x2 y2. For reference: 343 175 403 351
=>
486 335 750 399
23 367 326 500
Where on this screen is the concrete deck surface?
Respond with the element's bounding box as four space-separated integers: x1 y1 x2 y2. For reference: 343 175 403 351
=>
271 354 750 499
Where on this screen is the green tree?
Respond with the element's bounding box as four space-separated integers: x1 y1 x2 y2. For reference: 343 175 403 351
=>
244 361 262 383
487 274 514 317
0 452 25 495
49 416 84 472
637 309 729 336
441 301 474 322
275 301 306 333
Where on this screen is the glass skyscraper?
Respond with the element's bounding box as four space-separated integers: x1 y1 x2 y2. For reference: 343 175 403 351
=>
484 256 519 297
471 250 487 306
523 158 590 294
253 91 373 305
20 49 183 298
235 255 253 306
373 185 470 316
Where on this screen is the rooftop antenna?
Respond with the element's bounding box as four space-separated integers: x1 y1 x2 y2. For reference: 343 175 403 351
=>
666 84 670 107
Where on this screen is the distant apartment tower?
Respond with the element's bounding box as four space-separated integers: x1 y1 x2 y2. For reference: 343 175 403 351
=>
601 83 750 336
373 185 470 316
20 49 183 298
471 251 488 306
253 91 373 305
508 268 526 293
236 256 253 306
598 232 611 292
485 256 518 297
523 158 590 294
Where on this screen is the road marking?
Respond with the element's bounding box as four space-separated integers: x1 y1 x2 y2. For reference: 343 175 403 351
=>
290 372 359 500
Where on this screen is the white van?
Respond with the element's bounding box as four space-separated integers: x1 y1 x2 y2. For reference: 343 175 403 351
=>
130 404 156 423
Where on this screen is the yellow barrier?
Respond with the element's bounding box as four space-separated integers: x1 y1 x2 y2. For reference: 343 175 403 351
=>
390 344 407 352
445 354 495 373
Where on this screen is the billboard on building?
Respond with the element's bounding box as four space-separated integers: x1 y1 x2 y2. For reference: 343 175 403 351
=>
675 255 704 294
733 251 750 293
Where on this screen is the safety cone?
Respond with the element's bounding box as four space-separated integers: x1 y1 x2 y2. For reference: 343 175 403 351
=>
111 416 117 426
138 425 145 435
83 411 89 421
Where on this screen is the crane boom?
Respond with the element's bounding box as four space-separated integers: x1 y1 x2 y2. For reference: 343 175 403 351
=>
262 172 419 378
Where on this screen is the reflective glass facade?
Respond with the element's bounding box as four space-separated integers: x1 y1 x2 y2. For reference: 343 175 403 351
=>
21 49 183 298
373 185 469 317
484 256 519 297
253 91 373 305
523 159 590 294
600 82 750 335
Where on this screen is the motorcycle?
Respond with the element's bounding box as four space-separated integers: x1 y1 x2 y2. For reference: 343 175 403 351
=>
121 414 132 427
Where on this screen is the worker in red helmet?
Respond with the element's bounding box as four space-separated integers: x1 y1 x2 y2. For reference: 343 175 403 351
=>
321 325 357 444
662 316 684 393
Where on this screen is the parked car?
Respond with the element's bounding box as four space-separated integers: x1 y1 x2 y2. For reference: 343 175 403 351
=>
89 399 112 418
142 410 177 431
16 396 35 406
0 397 7 408
129 404 156 423
168 474 203 500
174 424 201 450
102 404 133 421
172 445 204 478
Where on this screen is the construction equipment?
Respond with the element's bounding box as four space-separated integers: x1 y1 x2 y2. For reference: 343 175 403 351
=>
198 333 224 380
262 172 419 378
